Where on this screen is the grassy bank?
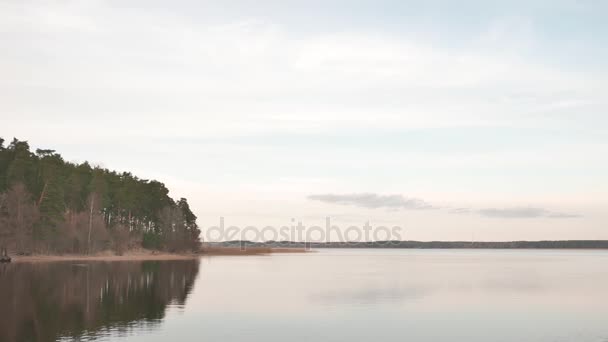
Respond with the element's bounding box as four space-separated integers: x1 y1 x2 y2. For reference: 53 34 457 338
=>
12 250 200 263
10 247 309 262
201 246 309 255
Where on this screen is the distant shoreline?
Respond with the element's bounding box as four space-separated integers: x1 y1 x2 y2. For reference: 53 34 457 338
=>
212 240 608 250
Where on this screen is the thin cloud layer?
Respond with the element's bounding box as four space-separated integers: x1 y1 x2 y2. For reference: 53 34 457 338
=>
449 207 472 214
479 207 548 218
309 194 581 219
546 212 583 218
307 193 435 210
477 207 580 219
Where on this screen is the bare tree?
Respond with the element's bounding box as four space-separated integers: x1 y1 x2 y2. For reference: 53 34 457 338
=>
0 192 7 255
112 224 130 255
87 194 95 254
2 183 38 253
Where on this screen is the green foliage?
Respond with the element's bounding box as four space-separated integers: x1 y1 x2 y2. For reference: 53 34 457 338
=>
142 232 161 249
0 137 200 253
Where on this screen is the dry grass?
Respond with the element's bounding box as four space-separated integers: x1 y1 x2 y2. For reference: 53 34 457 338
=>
201 246 309 255
10 247 310 262
12 250 199 263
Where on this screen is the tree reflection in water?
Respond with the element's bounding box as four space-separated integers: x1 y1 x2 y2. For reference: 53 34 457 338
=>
0 260 199 342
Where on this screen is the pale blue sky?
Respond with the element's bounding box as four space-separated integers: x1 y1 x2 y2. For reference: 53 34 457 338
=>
1 0 607 240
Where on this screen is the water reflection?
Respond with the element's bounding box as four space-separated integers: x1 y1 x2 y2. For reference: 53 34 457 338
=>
3 251 608 342
309 285 430 305
0 260 199 342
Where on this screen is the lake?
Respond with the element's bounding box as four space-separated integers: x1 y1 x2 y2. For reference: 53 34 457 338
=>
2 249 608 341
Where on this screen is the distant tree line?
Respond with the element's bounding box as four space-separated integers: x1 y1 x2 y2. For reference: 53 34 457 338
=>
216 240 608 249
0 137 200 254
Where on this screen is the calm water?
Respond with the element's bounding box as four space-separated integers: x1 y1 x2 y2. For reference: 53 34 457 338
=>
2 249 608 342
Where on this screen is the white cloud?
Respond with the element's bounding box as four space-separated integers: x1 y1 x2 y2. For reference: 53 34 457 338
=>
309 193 582 219
308 193 436 210
478 207 580 219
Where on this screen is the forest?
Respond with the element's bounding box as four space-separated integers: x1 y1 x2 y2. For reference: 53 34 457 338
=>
0 137 200 255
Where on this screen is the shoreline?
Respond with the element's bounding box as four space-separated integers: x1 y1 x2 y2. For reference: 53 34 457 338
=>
10 247 310 263
12 252 200 263
8 245 606 263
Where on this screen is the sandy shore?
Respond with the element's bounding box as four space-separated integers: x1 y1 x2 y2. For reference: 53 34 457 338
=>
12 251 200 263
10 247 309 262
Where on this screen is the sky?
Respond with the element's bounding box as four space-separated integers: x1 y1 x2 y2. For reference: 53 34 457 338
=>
1 0 607 241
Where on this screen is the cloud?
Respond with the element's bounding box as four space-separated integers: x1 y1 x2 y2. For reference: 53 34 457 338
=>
449 207 472 214
308 195 581 219
478 207 580 219
307 193 435 210
545 212 583 219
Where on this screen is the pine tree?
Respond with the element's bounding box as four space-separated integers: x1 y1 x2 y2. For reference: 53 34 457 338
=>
0 136 201 254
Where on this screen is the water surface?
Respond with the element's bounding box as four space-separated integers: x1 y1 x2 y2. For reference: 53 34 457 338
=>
2 249 608 341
